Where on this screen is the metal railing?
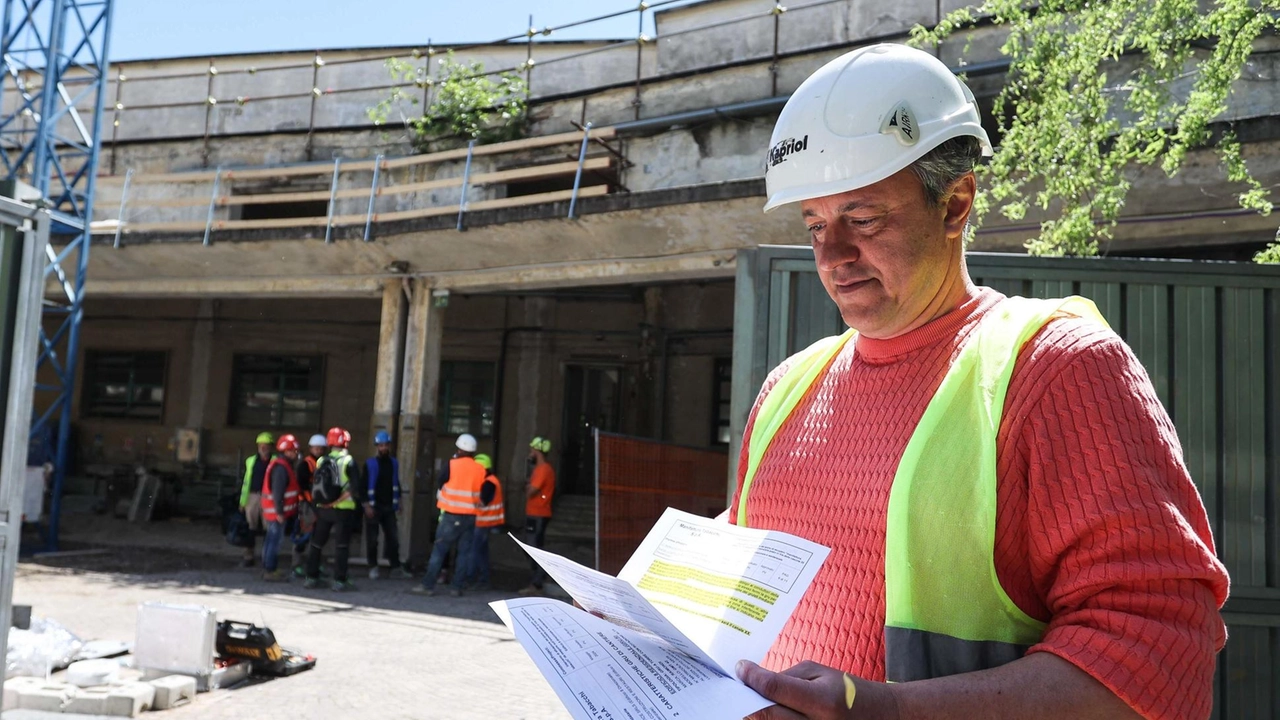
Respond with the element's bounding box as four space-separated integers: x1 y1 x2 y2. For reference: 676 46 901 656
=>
94 125 620 241
65 0 865 166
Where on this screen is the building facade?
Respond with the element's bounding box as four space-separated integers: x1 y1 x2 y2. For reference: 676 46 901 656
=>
30 0 1280 559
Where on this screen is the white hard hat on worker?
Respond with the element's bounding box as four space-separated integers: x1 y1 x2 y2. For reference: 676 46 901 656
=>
763 43 990 212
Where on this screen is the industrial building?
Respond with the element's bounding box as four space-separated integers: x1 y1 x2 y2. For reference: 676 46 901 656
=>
30 0 1280 565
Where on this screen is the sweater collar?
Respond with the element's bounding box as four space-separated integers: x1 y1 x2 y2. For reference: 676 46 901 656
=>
853 286 1002 364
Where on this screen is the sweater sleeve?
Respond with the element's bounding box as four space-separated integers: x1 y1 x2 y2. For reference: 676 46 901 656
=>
999 318 1229 720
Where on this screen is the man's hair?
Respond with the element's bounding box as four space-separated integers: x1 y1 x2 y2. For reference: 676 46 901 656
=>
908 135 984 207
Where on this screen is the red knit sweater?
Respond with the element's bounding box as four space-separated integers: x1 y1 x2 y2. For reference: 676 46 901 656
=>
730 287 1229 720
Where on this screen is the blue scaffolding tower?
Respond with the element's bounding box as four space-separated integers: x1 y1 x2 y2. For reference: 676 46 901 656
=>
0 0 114 549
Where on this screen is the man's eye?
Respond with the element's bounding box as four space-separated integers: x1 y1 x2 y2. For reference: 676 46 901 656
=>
807 224 825 235
849 217 877 228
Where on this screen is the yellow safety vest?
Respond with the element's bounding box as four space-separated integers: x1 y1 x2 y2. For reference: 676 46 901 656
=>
324 451 358 510
240 453 273 507
737 296 1107 682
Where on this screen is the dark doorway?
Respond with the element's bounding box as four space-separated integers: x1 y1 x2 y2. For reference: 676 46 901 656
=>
559 364 622 495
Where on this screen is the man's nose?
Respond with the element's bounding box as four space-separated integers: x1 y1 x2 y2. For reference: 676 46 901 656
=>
815 225 860 271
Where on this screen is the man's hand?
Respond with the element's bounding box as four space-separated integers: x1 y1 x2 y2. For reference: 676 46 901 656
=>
737 661 900 720
365 506 375 520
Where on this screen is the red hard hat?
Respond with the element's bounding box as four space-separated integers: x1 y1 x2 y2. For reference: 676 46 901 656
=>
326 427 349 448
276 434 300 453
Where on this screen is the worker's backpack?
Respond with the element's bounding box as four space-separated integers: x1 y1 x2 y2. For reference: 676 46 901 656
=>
310 455 345 506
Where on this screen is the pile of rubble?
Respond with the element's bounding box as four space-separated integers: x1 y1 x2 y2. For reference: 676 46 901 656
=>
5 602 313 717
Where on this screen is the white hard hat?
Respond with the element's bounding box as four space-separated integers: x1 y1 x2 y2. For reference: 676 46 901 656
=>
308 434 327 447
763 43 991 212
455 433 478 453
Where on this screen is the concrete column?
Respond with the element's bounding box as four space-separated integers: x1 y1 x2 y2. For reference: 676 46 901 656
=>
185 299 216 429
396 279 445 567
370 279 408 443
506 297 555 526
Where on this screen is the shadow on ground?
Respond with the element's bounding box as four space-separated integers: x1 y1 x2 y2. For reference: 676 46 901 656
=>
20 513 556 629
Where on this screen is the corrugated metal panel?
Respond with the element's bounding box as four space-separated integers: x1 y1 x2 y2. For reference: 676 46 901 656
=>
733 247 1280 716
1173 285 1220 540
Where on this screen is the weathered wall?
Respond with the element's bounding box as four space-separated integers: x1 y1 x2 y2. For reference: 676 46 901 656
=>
54 282 734 513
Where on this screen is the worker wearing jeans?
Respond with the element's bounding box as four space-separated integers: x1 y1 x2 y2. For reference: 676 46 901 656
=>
412 434 483 597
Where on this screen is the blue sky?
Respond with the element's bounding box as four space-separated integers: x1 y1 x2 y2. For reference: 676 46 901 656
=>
110 0 692 61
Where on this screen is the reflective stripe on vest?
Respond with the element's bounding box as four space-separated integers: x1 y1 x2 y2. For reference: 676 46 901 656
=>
737 296 1107 683
261 457 300 522
477 477 505 528
439 457 484 515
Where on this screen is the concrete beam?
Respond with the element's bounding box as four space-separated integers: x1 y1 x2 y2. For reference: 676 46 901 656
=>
396 278 445 567
81 274 384 298
427 250 737 293
75 250 738 298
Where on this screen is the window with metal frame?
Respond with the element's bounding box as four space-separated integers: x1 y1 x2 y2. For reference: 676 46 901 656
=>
438 361 495 437
712 358 732 446
82 350 167 421
229 354 324 429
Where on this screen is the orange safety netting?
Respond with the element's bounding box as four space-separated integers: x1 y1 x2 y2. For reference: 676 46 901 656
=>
595 432 730 574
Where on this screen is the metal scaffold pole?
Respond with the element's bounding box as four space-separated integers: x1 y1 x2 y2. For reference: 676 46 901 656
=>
0 0 116 551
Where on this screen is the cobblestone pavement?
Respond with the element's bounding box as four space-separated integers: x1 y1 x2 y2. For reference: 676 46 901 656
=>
14 558 571 720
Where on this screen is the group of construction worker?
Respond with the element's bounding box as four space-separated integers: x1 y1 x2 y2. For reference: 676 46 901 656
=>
237 427 555 596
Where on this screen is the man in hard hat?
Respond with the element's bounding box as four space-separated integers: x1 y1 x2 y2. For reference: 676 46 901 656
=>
731 44 1228 720
463 453 503 590
363 430 409 580
237 431 275 567
289 434 328 578
260 434 301 582
303 427 359 592
518 436 555 597
411 433 483 597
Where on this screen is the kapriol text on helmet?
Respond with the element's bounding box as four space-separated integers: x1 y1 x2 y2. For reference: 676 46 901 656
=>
767 135 809 170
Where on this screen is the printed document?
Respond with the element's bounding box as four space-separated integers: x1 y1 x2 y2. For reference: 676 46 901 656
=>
492 508 830 720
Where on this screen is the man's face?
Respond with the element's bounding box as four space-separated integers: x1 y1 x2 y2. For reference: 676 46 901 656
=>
310 445 326 458
284 449 299 462
377 442 391 456
257 443 272 458
799 168 972 339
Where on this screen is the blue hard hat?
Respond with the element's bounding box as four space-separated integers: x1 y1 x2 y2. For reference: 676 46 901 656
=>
374 430 393 444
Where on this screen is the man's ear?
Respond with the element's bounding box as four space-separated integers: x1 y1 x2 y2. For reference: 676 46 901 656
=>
943 173 977 243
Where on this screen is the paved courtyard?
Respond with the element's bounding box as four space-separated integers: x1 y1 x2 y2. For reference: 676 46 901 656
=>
13 517 571 720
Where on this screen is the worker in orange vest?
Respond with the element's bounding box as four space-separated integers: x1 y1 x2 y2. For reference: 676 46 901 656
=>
464 453 504 591
411 434 484 597
519 436 555 597
261 434 301 582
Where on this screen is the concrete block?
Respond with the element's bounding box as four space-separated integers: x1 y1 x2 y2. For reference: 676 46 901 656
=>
104 682 155 717
149 674 197 709
65 686 112 714
15 680 72 711
3 676 44 710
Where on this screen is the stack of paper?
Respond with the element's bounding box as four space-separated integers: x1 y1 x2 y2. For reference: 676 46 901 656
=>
492 508 830 720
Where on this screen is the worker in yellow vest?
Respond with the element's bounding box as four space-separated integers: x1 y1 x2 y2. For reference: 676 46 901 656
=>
730 44 1228 720
463 453 503 591
237 431 274 568
411 434 484 597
